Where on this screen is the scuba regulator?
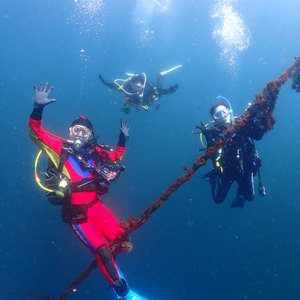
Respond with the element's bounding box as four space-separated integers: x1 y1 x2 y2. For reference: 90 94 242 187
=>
73 139 84 151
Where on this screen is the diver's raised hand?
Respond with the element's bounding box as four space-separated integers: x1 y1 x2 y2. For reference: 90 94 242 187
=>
33 82 56 107
169 83 179 93
161 83 179 95
98 74 105 84
120 119 130 138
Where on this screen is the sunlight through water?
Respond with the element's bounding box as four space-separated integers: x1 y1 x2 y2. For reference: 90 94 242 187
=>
211 0 251 70
68 1 104 106
133 0 172 44
69 0 104 39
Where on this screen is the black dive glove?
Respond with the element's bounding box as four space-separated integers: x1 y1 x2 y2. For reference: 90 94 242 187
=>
199 122 210 137
99 74 112 86
118 119 130 147
98 74 105 84
98 74 117 90
169 83 179 93
31 82 56 120
160 83 179 95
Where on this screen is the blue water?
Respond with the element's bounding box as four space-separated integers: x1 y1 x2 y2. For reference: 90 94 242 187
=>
0 1 299 299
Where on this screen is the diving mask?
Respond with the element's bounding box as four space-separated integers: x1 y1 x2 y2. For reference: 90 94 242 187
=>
69 125 92 149
213 106 232 124
70 125 92 138
213 106 230 119
133 82 144 94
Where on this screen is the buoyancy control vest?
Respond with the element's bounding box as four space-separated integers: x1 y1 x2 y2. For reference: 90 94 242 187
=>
44 143 125 206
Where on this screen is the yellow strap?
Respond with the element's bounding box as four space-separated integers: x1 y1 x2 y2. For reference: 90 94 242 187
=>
199 122 223 172
199 123 210 149
215 149 223 173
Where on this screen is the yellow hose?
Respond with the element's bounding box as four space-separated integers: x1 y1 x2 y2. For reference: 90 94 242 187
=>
34 150 54 193
199 123 210 149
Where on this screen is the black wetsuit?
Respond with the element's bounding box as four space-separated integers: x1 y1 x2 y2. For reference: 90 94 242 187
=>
99 73 178 113
203 116 264 207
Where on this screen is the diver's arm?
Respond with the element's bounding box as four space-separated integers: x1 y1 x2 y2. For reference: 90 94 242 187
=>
159 83 179 95
30 104 44 121
95 139 126 162
155 72 178 95
244 104 265 140
98 74 119 91
95 119 129 161
29 82 62 154
247 117 264 140
95 144 126 162
201 123 221 147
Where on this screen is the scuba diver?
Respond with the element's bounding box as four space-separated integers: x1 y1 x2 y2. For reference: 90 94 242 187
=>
98 67 180 113
195 96 266 208
291 59 300 92
29 82 147 300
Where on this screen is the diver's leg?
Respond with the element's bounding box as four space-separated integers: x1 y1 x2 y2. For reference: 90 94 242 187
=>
210 171 233 204
92 204 133 297
92 202 124 241
70 203 134 298
69 203 122 285
96 244 120 283
231 172 254 207
93 204 146 299
70 221 119 284
96 246 131 297
93 202 133 253
238 172 255 201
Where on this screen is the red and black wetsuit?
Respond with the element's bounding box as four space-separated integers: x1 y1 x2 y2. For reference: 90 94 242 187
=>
29 106 126 284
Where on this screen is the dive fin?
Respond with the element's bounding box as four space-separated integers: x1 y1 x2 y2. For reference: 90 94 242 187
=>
120 289 148 300
113 266 148 300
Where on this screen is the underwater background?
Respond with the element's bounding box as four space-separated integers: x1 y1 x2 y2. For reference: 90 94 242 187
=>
0 0 299 299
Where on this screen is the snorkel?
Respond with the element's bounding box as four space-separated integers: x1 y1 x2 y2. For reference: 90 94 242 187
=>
216 95 235 124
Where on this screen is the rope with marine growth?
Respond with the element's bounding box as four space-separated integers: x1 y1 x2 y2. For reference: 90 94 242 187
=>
2 56 300 300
